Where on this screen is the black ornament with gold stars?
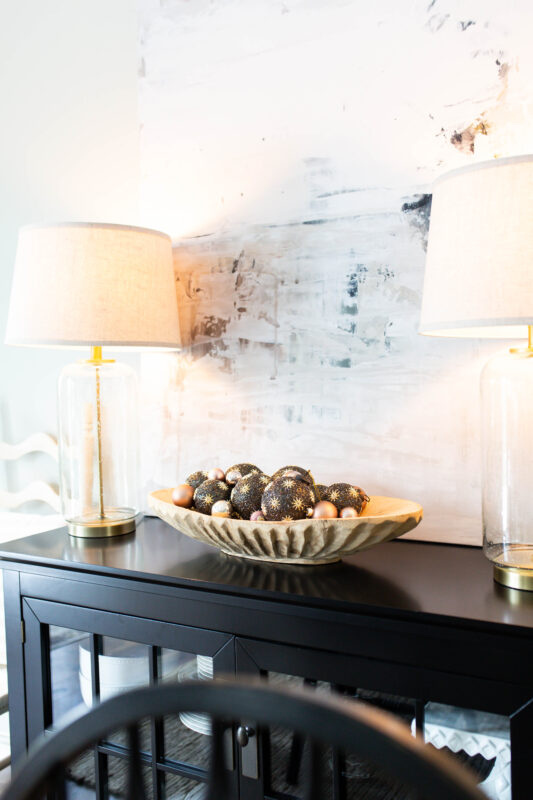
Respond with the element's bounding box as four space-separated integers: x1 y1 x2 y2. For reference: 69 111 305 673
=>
261 476 316 522
231 472 271 519
194 479 231 514
314 484 328 500
271 465 314 484
225 462 261 486
185 470 209 490
324 483 369 514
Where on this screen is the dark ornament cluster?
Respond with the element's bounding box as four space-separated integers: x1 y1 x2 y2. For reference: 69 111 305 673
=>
171 462 369 522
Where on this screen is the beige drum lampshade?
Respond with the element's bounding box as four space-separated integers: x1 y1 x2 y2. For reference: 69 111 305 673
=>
5 222 181 348
420 155 533 339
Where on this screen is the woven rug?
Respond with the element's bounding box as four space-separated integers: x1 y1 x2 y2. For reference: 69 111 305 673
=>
67 711 494 800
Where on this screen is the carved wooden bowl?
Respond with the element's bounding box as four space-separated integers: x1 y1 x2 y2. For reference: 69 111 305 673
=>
148 489 423 565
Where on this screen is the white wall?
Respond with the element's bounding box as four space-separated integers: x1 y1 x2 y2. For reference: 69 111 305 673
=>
138 0 533 544
0 0 140 502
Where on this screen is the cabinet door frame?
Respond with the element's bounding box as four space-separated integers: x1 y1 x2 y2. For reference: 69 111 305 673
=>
235 636 533 800
22 596 237 800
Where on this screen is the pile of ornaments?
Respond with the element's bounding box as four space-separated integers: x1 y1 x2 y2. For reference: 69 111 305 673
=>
171 463 370 522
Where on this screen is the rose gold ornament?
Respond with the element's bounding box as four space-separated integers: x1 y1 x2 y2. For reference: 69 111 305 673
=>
171 484 194 508
312 500 338 519
211 500 232 517
340 506 359 519
208 467 225 481
250 510 266 521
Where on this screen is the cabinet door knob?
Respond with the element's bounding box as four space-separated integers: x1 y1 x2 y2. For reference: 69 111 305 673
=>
236 724 255 747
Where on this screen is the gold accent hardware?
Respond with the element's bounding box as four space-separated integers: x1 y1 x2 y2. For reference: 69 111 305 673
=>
493 563 533 591
84 346 115 365
68 516 136 538
510 325 533 355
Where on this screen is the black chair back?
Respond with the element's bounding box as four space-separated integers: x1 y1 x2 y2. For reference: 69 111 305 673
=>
4 678 487 800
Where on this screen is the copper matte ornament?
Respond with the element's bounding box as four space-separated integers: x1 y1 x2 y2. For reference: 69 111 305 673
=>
312 500 338 519
208 467 225 481
340 506 359 518
211 500 232 517
171 484 195 508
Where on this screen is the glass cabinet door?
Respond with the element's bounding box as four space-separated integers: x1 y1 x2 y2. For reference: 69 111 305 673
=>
235 638 511 800
23 597 236 800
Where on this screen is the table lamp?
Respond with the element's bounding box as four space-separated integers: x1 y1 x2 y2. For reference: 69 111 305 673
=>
5 222 180 538
420 155 533 590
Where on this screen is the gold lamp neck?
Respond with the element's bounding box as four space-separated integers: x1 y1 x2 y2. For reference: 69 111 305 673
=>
86 346 115 365
510 325 533 355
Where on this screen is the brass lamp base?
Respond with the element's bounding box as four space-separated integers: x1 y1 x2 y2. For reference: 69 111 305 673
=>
493 563 533 592
68 512 136 539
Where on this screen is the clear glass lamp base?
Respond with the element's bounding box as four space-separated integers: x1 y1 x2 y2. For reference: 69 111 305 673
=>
482 344 533 591
58 348 139 540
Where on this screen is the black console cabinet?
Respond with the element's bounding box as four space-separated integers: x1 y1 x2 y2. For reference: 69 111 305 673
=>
2 517 533 799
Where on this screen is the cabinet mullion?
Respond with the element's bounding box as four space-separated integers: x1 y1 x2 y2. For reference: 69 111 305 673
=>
90 634 107 800
414 699 426 739
90 633 101 701
149 646 165 799
331 747 346 800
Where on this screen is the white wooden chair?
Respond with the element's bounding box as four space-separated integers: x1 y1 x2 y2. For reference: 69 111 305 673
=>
0 432 61 515
0 431 64 769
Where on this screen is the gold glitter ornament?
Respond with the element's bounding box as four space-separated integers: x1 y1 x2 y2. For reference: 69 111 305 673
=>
225 463 261 486
231 472 270 519
261 476 315 522
324 483 369 513
194 479 231 515
185 470 209 490
271 465 314 485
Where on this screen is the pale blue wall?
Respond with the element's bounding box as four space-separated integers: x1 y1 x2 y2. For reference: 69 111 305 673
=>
0 0 140 500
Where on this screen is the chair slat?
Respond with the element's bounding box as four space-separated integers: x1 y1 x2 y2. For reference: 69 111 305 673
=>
207 719 230 800
127 724 147 800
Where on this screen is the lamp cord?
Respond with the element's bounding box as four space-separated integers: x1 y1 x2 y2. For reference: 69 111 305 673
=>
95 365 105 519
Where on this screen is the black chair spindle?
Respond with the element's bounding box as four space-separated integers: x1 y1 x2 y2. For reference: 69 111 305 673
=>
206 718 230 800
127 723 147 800
303 739 324 800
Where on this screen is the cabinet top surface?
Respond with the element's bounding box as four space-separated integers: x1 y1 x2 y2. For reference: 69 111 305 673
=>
0 516 531 630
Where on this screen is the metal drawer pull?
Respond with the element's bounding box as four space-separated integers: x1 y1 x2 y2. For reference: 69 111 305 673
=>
237 723 258 778
236 724 255 747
